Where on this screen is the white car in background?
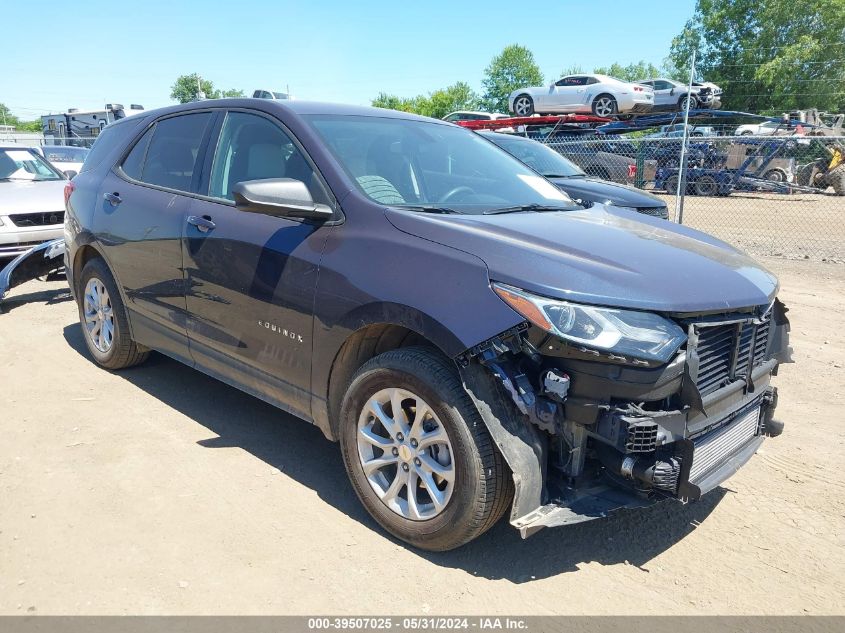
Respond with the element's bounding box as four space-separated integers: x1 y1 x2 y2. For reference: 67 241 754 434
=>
0 147 67 259
508 74 653 117
442 111 509 122
735 120 791 136
32 145 89 176
638 78 723 111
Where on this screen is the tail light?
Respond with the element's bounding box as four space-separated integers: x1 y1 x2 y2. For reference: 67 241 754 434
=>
628 165 637 179
633 86 644 92
63 181 75 209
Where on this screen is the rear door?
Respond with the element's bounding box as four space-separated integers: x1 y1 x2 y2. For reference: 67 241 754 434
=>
182 109 335 419
95 110 215 363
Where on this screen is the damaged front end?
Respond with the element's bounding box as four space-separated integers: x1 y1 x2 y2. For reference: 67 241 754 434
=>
0 238 66 302
458 290 792 538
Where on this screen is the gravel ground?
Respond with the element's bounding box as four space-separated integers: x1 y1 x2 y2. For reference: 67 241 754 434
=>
0 257 843 615
655 192 845 262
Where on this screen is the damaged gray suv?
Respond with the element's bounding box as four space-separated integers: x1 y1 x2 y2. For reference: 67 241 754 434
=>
64 100 791 551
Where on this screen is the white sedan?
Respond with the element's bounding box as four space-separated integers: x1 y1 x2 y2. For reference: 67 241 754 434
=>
508 74 653 117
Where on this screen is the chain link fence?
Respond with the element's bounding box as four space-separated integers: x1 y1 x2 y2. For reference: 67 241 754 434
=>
540 133 845 261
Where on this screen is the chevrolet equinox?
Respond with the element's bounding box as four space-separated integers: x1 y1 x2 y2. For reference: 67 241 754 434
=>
64 100 791 551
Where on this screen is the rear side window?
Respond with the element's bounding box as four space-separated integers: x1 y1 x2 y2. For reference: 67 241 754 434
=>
126 112 212 192
80 118 142 173
120 126 154 181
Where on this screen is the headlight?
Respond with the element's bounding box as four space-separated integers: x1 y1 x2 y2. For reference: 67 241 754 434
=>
493 283 686 364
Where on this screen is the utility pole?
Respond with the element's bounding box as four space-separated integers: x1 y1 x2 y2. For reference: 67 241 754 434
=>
675 49 696 224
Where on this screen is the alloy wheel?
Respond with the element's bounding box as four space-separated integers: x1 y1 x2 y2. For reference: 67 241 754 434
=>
356 388 455 521
83 277 115 353
514 97 532 116
594 97 615 117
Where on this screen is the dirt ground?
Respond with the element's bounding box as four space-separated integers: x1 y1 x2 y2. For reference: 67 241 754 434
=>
1 257 843 615
652 192 845 262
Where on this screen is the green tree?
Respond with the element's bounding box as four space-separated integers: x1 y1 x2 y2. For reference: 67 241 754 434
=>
422 82 479 118
559 65 583 77
170 74 245 103
593 61 662 82
371 92 418 113
371 82 479 119
481 44 544 113
0 102 20 128
669 0 845 113
170 73 217 103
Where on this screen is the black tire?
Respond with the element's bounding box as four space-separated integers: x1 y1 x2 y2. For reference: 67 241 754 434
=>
512 94 534 116
694 175 719 196
664 174 680 194
77 257 149 370
338 347 512 551
679 94 698 111
764 168 788 183
592 94 618 117
824 164 845 196
796 162 822 187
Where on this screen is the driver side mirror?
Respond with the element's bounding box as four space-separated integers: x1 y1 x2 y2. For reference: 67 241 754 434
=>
64 170 78 179
669 88 675 96
232 179 333 221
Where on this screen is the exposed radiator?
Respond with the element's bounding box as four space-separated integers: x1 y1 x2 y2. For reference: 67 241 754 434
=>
689 406 760 482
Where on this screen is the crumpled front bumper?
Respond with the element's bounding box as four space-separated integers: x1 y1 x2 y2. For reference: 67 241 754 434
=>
0 238 66 301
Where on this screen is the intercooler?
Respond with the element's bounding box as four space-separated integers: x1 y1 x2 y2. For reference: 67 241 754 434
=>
689 406 761 483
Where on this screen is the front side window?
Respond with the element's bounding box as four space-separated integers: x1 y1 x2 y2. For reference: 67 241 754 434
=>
124 112 212 192
208 111 327 204
0 148 63 181
306 115 576 214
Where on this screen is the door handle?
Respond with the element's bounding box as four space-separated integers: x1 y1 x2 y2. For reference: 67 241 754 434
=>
187 215 216 233
103 192 122 205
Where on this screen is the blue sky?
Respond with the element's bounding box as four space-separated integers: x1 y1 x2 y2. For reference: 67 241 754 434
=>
3 0 695 119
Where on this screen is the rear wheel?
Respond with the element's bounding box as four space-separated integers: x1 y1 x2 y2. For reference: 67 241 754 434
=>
592 94 618 117
694 175 719 196
339 347 512 551
512 95 534 116
664 174 680 194
77 258 148 370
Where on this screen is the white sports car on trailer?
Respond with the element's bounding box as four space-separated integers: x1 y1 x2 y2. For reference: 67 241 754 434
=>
508 74 654 117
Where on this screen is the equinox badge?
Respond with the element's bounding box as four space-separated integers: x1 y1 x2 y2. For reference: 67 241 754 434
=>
258 320 304 343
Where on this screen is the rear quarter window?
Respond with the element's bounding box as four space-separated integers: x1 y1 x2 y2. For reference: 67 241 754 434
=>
80 117 146 173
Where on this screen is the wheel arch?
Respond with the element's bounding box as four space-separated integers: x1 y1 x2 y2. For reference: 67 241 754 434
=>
316 303 468 442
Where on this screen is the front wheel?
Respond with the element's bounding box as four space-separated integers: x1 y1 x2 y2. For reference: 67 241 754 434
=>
339 347 512 551
77 257 149 370
679 95 698 111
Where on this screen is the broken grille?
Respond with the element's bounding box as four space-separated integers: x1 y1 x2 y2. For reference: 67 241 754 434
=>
693 315 772 397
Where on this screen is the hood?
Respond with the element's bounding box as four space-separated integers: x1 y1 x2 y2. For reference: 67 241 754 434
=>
0 180 67 215
385 205 778 314
549 177 665 209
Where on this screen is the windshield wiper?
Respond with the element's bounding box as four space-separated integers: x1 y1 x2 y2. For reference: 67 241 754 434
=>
483 203 570 215
392 205 460 214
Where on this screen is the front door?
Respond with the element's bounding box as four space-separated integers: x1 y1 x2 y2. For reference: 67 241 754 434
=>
182 110 333 419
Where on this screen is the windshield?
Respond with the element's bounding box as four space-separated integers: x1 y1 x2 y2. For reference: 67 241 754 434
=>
306 115 578 214
484 135 585 178
0 148 64 181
